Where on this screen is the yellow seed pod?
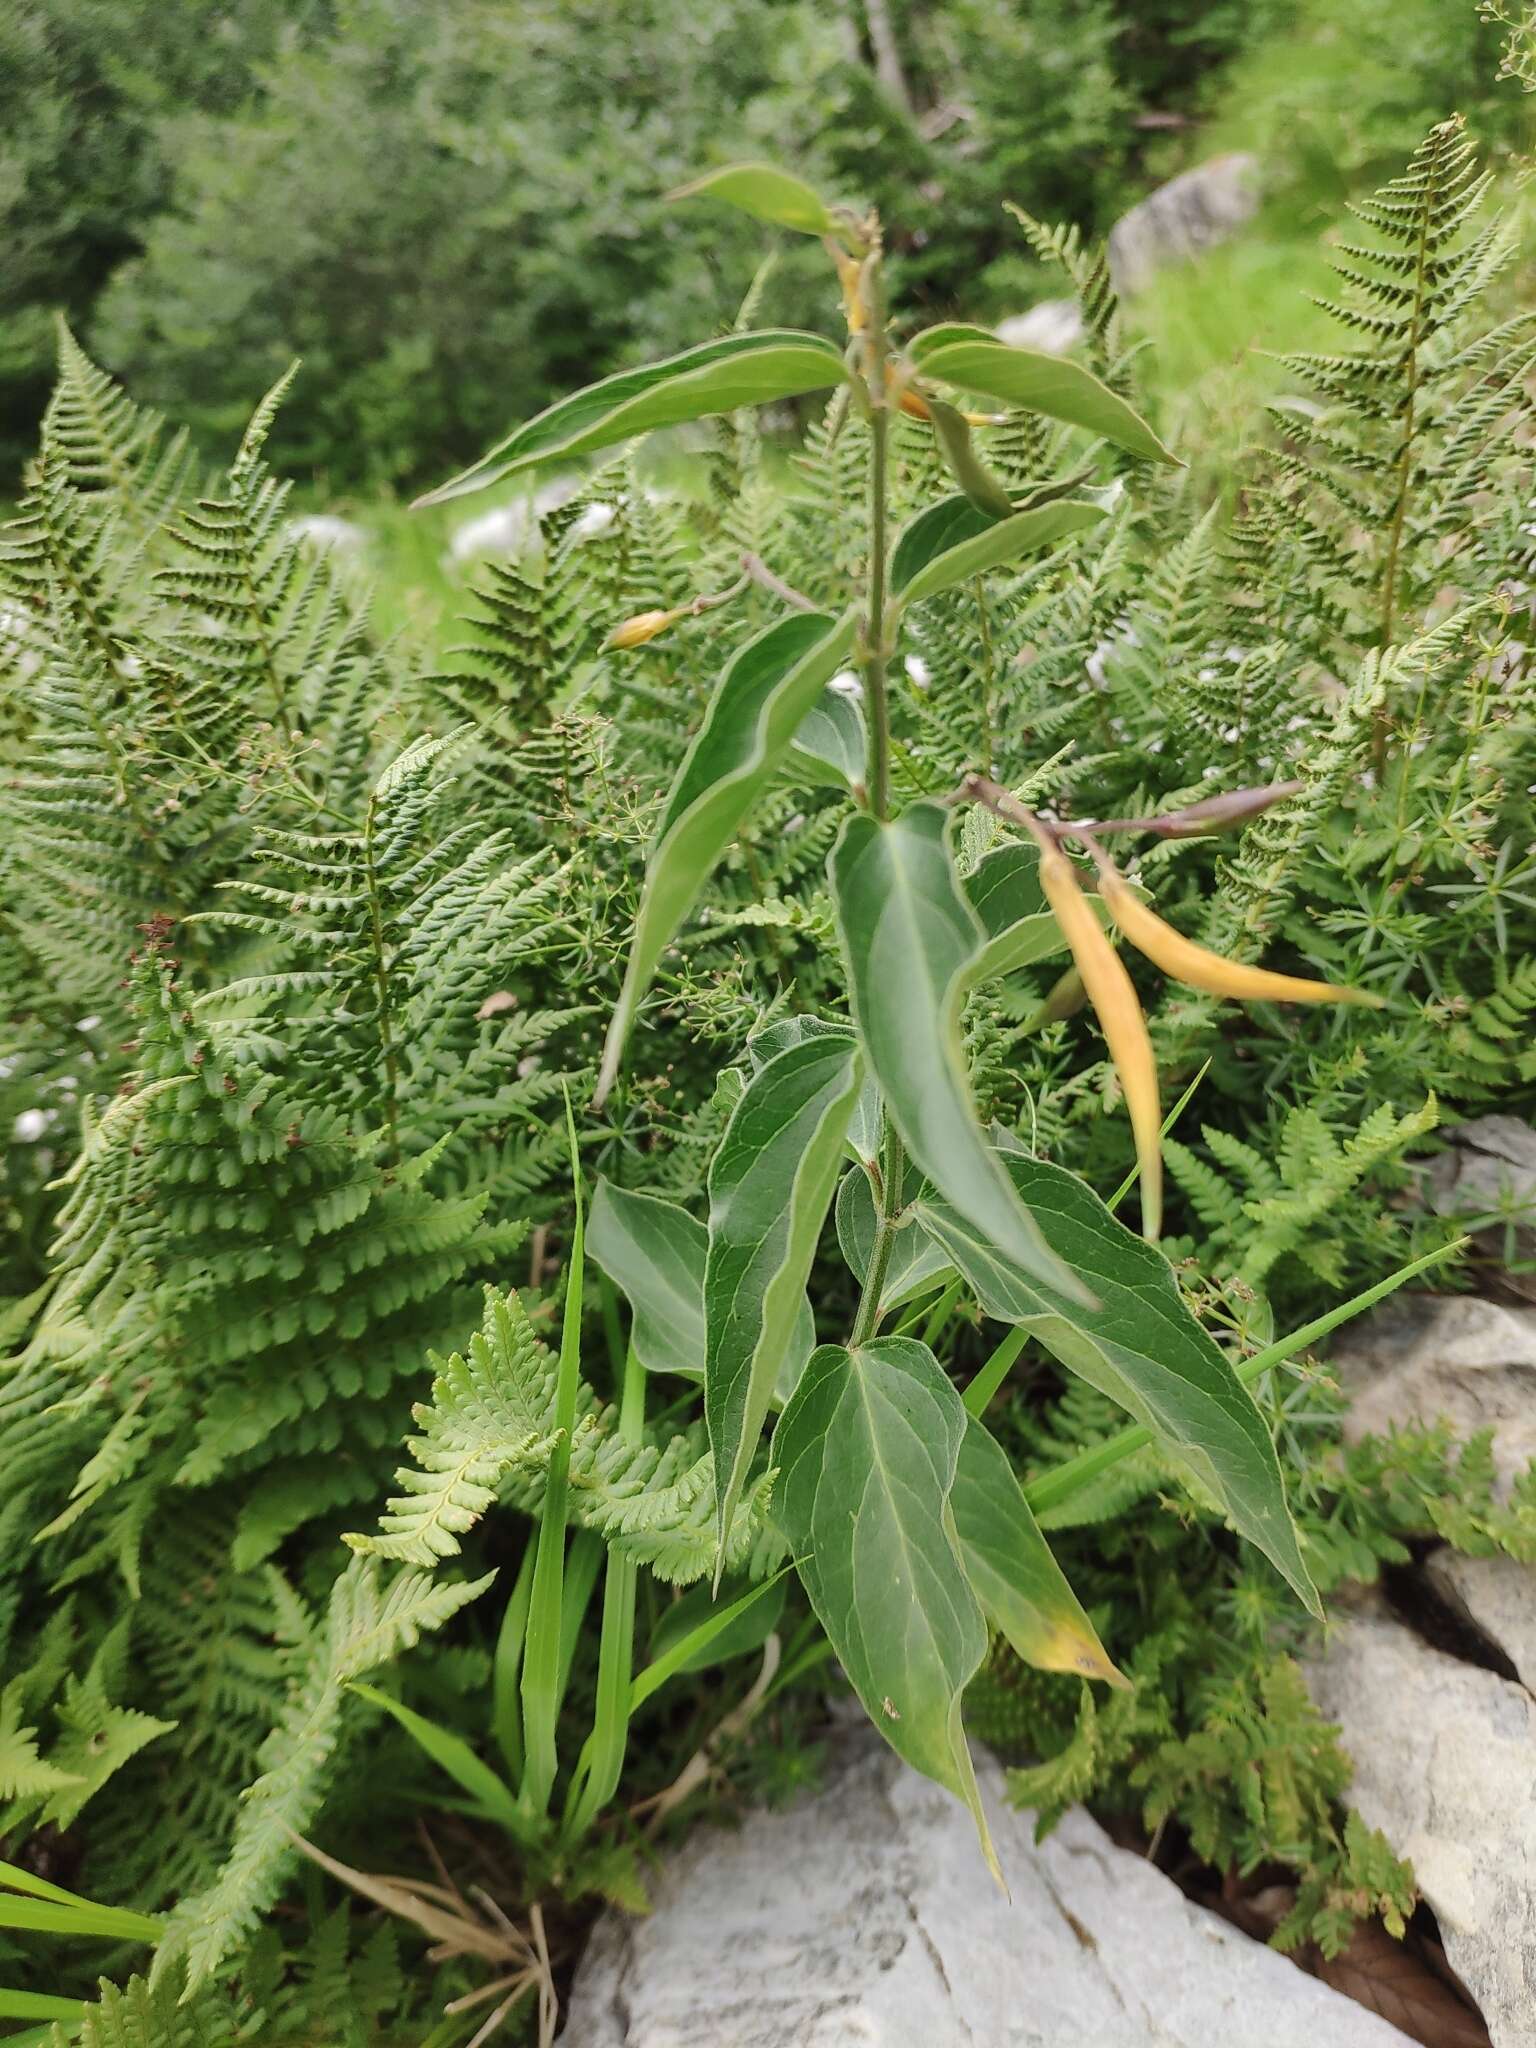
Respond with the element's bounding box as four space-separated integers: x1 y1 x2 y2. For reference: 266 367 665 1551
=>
1094 866 1385 1008
1025 821 1163 1241
897 384 932 420
605 608 682 651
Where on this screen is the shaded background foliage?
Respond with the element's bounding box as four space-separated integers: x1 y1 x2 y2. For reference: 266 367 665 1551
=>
1 0 1525 490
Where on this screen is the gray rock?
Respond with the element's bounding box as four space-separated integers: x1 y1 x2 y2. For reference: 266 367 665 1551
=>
1421 1117 1536 1300
995 300 1086 355
447 475 580 564
285 513 367 552
1426 1547 1536 1691
1108 153 1260 296
565 1730 1413 2047
1331 1294 1536 1498
1306 1612 1536 2046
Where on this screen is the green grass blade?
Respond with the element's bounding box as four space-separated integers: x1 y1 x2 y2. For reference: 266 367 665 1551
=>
519 1086 586 1817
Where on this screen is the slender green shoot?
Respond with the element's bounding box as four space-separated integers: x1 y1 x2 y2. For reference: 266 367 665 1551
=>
519 1087 586 1818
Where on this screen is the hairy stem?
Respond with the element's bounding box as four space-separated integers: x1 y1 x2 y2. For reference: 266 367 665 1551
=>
850 1121 906 1347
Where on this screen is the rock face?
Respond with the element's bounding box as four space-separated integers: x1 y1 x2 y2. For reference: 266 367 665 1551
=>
1306 1611 1536 2047
993 153 1260 357
1330 1293 1536 1497
447 475 580 563
284 512 367 552
995 300 1086 355
1421 1117 1536 1303
1425 1547 1536 1692
565 1730 1413 2047
1107 152 1260 294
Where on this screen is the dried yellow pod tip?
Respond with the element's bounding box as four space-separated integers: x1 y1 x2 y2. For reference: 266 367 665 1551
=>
830 243 869 334
1094 863 1386 1009
605 607 682 651
1024 820 1163 1242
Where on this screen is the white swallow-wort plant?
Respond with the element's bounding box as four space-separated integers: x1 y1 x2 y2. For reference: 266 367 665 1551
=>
412 162 1350 1870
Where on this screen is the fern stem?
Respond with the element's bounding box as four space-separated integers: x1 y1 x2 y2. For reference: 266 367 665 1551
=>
1374 150 1436 768
362 791 401 1167
972 572 997 770
860 240 893 821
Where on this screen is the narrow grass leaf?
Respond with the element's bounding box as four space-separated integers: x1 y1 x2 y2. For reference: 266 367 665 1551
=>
347 1684 526 1837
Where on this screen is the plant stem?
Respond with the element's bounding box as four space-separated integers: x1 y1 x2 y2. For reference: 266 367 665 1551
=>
851 1122 905 1347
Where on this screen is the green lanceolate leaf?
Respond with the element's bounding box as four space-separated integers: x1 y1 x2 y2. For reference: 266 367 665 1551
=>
896 496 1111 610
706 1034 862 1558
669 162 837 237
596 609 857 1104
588 1182 706 1379
906 323 998 355
748 1014 882 1167
348 1683 526 1836
414 331 848 506
911 334 1179 466
789 682 867 792
835 1166 955 1313
926 397 1016 518
951 1416 1125 1685
911 1146 1320 1613
828 799 1089 1302
962 838 1107 985
774 1337 997 1875
890 495 997 593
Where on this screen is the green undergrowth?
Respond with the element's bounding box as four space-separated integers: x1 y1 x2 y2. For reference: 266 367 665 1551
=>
1 112 1534 2040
